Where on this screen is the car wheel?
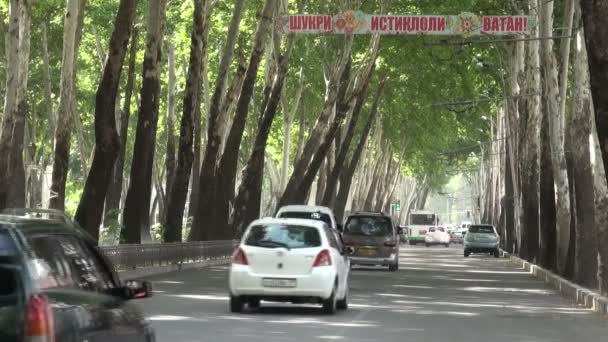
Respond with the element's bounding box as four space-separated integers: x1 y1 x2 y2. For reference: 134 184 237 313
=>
337 286 348 310
425 243 430 247
445 243 450 248
409 240 415 245
464 249 470 257
248 298 260 309
493 249 500 258
322 283 338 315
230 296 244 313
388 263 398 272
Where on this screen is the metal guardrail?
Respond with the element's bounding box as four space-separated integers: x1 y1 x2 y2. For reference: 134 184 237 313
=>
100 240 237 272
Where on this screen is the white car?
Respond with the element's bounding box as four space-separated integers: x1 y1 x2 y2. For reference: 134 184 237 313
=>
229 218 350 314
275 205 339 230
424 226 451 247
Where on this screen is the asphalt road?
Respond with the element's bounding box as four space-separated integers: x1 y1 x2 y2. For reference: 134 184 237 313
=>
138 245 608 342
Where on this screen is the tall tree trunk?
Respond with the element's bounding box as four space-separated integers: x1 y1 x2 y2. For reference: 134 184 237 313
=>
41 23 55 150
334 80 385 223
580 0 608 186
541 1 572 275
164 0 208 243
280 72 303 191
162 41 177 227
231 32 296 235
186 2 213 219
504 111 515 254
520 0 542 262
592 106 608 295
295 102 306 162
570 5 598 289
5 0 31 208
122 0 167 244
279 36 354 207
104 26 138 227
0 0 20 210
205 0 277 240
539 94 557 270
75 0 138 242
49 0 80 211
189 0 245 241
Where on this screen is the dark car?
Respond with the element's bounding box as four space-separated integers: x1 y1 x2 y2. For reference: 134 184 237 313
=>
341 212 400 271
0 209 155 342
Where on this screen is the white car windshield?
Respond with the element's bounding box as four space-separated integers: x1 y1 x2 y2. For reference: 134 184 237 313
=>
245 224 322 249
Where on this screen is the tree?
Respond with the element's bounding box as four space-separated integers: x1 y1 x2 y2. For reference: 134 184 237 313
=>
231 29 297 235
189 0 245 241
163 0 208 243
580 0 608 187
122 0 168 244
334 79 386 222
570 4 597 289
74 0 139 242
104 26 139 227
49 0 83 211
541 0 571 275
0 0 20 210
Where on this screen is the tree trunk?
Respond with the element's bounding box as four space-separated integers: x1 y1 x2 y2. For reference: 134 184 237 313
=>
5 0 31 208
592 106 608 295
334 79 385 223
186 2 212 219
162 41 177 228
92 26 106 70
295 102 306 162
163 0 207 243
122 0 167 244
279 36 354 206
231 32 296 235
49 0 81 211
541 1 572 275
41 23 55 148
104 26 138 227
280 73 303 191
0 0 20 210
205 0 277 240
218 51 248 156
570 5 598 289
75 0 138 243
539 93 557 271
580 0 608 187
189 0 245 241
520 0 541 262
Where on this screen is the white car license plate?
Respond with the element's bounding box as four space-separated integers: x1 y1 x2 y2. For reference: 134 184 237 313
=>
262 278 297 288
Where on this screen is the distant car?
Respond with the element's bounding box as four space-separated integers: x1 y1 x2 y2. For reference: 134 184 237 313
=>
275 205 340 231
424 226 450 247
450 230 464 244
464 224 500 257
229 218 350 314
0 209 155 342
342 212 400 271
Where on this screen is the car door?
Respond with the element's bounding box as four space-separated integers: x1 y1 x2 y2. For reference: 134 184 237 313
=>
324 227 347 297
26 234 147 342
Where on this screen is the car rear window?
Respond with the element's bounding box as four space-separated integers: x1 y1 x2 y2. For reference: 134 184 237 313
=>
469 226 495 234
278 211 332 227
245 224 322 249
344 216 393 237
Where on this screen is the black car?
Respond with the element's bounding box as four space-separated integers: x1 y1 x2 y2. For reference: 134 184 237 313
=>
0 209 155 342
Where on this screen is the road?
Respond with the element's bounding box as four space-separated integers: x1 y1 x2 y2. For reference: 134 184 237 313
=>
138 245 608 342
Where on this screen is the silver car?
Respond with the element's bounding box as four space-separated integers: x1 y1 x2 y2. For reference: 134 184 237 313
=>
463 225 500 258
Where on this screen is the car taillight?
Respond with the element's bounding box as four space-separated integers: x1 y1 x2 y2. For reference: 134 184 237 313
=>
232 247 249 265
313 249 332 267
25 293 54 342
420 230 427 235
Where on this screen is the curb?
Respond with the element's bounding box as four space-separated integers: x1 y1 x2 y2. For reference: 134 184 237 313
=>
500 250 608 316
117 257 231 280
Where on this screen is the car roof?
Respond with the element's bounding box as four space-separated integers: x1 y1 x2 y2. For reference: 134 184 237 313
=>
348 211 389 217
0 214 92 240
251 217 329 229
275 205 334 215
